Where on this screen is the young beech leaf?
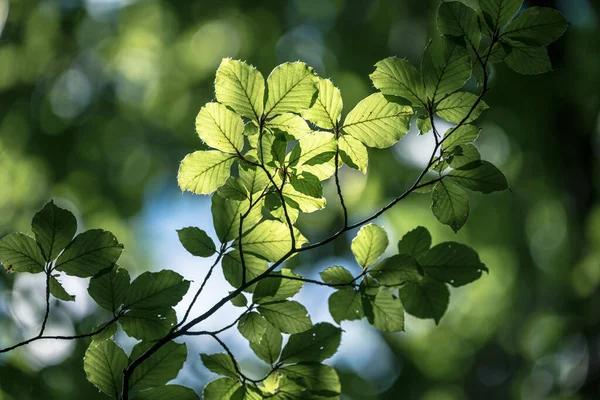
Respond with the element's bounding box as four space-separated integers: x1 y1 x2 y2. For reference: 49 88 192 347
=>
442 124 480 152
135 385 200 400
120 307 177 341
503 6 567 47
177 227 216 258
421 241 488 287
282 185 326 214
0 233 45 274
215 58 265 121
279 363 342 397
328 288 364 324
55 230 123 278
290 172 322 198
257 300 313 334
369 254 422 287
201 353 238 379
351 224 389 268
397 226 432 260
216 176 248 201
287 131 337 181
342 93 413 149
204 378 242 400
253 269 303 303
448 144 481 169
320 265 354 285
363 291 405 332
84 340 128 398
431 180 470 233
370 57 426 105
238 312 268 343
399 277 450 324
436 1 481 48
211 194 263 243
195 102 244 154
266 113 312 140
264 62 318 117
88 266 130 312
435 92 489 124
177 150 236 195
301 78 343 130
504 41 552 75
421 37 472 102
239 162 270 195
229 291 247 307
338 134 369 174
417 116 432 135
31 200 77 262
91 322 118 343
249 321 282 364
280 323 342 364
221 250 268 292
447 160 509 193
480 0 523 31
49 275 75 301
128 341 187 391
236 220 308 262
124 270 190 310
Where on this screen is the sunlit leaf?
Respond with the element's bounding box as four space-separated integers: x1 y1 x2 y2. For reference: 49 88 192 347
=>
288 131 337 180
282 184 326 214
338 134 368 174
120 307 176 341
320 266 354 285
203 378 241 400
49 275 75 301
216 177 248 201
447 144 481 169
178 151 236 195
447 160 508 193
370 58 425 105
363 291 405 332
211 194 263 243
301 78 343 130
201 353 238 379
124 270 190 310
88 266 130 312
369 254 422 287
435 92 489 124
328 288 364 324
221 250 268 292
265 62 318 117
128 341 187 391
290 172 322 198
266 113 312 140
238 312 267 344
431 180 470 233
195 102 244 154
342 93 413 148
279 363 341 397
280 323 341 364
442 124 480 151
239 162 270 195
351 224 389 268
134 385 200 400
55 230 123 278
236 220 307 262
253 269 303 303
229 292 247 307
0 233 45 274
257 300 312 334
84 340 127 398
31 200 77 262
249 321 282 364
422 37 472 102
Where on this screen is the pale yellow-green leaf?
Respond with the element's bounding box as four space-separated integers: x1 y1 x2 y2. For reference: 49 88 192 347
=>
195 102 244 154
177 151 235 195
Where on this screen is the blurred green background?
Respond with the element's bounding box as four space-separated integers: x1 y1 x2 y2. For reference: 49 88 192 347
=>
0 0 599 399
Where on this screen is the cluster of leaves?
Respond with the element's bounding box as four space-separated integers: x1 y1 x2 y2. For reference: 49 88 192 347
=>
0 1 567 399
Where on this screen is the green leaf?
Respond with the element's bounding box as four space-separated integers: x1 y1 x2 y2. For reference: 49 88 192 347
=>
266 194 300 225
178 151 236 195
421 241 488 286
83 340 128 398
280 363 341 397
230 292 247 307
49 275 75 301
31 200 77 262
91 322 118 343
211 194 263 243
128 341 187 391
238 312 267 344
288 131 337 180
249 321 282 364
177 227 217 258
328 288 364 324
369 254 422 287
134 385 200 400
447 144 481 169
257 300 312 334
88 267 130 312
397 226 432 260
370 57 425 105
504 42 552 75
204 378 242 400
417 116 432 135
253 269 303 303
201 353 238 379
290 172 322 198
215 58 265 121
351 224 389 268
338 134 368 174
421 37 472 102
55 229 123 278
124 270 190 310
437 1 481 48
120 307 176 341
342 93 413 149
239 162 270 195
442 124 480 151
447 160 509 193
435 92 489 124
431 180 470 233
280 323 341 364
502 7 567 46
363 291 405 332
282 185 326 214
480 0 523 31
237 220 307 262
195 102 244 154
301 78 343 130
264 62 318 117
399 277 450 324
266 113 312 140
216 177 248 201
221 250 268 292
0 233 45 274
320 266 354 285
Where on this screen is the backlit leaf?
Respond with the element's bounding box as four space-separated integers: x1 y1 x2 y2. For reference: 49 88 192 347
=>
178 151 235 195
55 230 123 278
351 224 389 268
370 58 425 105
195 102 244 154
31 200 77 262
301 78 343 130
0 233 45 274
265 62 318 117
431 180 470 233
177 227 216 258
215 58 265 121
